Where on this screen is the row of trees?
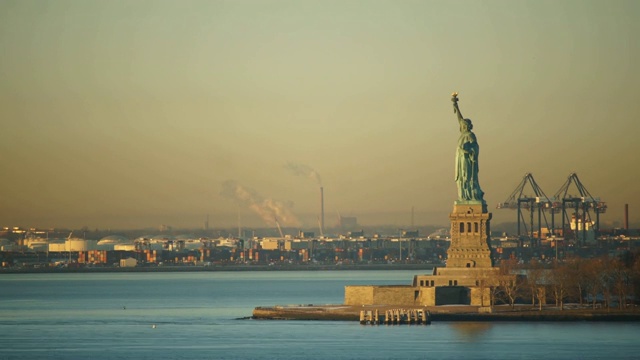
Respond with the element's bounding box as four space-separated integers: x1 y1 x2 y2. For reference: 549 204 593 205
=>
491 250 640 310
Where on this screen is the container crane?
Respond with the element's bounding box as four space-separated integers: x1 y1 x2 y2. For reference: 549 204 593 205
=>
497 173 552 247
551 173 607 246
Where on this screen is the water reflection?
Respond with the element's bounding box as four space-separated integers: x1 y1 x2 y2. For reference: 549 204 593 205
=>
450 322 493 342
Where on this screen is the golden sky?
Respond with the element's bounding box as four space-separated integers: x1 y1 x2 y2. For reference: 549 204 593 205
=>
1 0 639 230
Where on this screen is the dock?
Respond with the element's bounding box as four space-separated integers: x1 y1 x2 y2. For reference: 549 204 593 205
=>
252 304 433 323
359 308 431 325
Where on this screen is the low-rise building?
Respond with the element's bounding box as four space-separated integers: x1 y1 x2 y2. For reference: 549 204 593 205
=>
119 257 137 268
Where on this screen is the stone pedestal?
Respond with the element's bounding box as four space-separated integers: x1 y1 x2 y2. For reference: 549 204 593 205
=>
447 201 493 268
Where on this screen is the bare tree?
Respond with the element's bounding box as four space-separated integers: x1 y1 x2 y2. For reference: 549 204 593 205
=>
610 257 631 309
600 256 616 310
524 260 538 306
549 260 570 310
564 257 588 305
498 258 522 309
632 252 640 306
526 259 546 311
582 258 605 309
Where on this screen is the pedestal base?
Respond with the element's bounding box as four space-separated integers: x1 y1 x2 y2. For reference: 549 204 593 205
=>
447 202 493 268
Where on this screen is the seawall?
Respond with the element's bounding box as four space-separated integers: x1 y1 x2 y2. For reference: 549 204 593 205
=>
252 304 640 322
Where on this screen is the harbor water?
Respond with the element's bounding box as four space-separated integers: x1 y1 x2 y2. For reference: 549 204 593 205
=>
1 270 640 359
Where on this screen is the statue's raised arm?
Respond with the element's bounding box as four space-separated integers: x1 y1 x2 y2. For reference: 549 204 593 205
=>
451 92 464 129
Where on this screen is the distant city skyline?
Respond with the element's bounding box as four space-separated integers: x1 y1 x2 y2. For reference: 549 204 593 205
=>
1 0 639 230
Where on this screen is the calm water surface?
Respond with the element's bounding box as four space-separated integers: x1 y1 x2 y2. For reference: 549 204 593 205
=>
1 270 639 359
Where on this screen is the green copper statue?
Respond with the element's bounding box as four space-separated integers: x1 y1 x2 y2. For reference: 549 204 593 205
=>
451 92 484 202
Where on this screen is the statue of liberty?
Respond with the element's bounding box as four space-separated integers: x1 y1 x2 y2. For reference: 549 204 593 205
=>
451 92 484 202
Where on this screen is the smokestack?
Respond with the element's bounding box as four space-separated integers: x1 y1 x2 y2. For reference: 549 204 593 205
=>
625 204 629 230
237 207 241 239
320 187 325 234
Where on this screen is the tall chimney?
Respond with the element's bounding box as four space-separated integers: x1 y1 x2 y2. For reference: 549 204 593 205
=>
320 187 325 234
625 204 629 230
237 207 242 239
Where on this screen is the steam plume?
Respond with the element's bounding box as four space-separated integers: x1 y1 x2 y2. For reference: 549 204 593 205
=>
284 162 322 185
221 180 300 227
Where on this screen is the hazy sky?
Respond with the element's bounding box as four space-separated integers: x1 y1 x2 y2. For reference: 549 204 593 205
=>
1 0 639 230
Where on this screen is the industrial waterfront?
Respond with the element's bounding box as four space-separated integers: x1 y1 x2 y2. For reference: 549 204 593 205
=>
1 218 637 273
2 226 638 272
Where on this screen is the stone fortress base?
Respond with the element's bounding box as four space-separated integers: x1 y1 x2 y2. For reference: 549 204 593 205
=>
345 201 498 308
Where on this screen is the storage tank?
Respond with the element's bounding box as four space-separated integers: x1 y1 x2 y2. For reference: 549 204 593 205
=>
48 238 97 252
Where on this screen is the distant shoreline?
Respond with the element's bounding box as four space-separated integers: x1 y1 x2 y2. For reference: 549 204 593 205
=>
0 263 440 274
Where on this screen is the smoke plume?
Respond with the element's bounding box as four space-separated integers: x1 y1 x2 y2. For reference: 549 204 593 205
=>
284 162 322 185
220 180 301 227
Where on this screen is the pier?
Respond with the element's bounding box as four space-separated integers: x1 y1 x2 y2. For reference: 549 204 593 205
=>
359 308 431 325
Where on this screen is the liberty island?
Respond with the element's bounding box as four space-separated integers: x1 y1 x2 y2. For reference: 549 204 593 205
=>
252 93 640 322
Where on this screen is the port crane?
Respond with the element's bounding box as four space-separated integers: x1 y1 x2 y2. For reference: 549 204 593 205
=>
551 173 607 246
497 173 552 247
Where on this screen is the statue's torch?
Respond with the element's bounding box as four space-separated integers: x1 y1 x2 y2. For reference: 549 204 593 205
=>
451 92 459 113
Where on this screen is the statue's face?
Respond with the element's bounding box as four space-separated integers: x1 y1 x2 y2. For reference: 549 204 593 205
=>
464 119 473 131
